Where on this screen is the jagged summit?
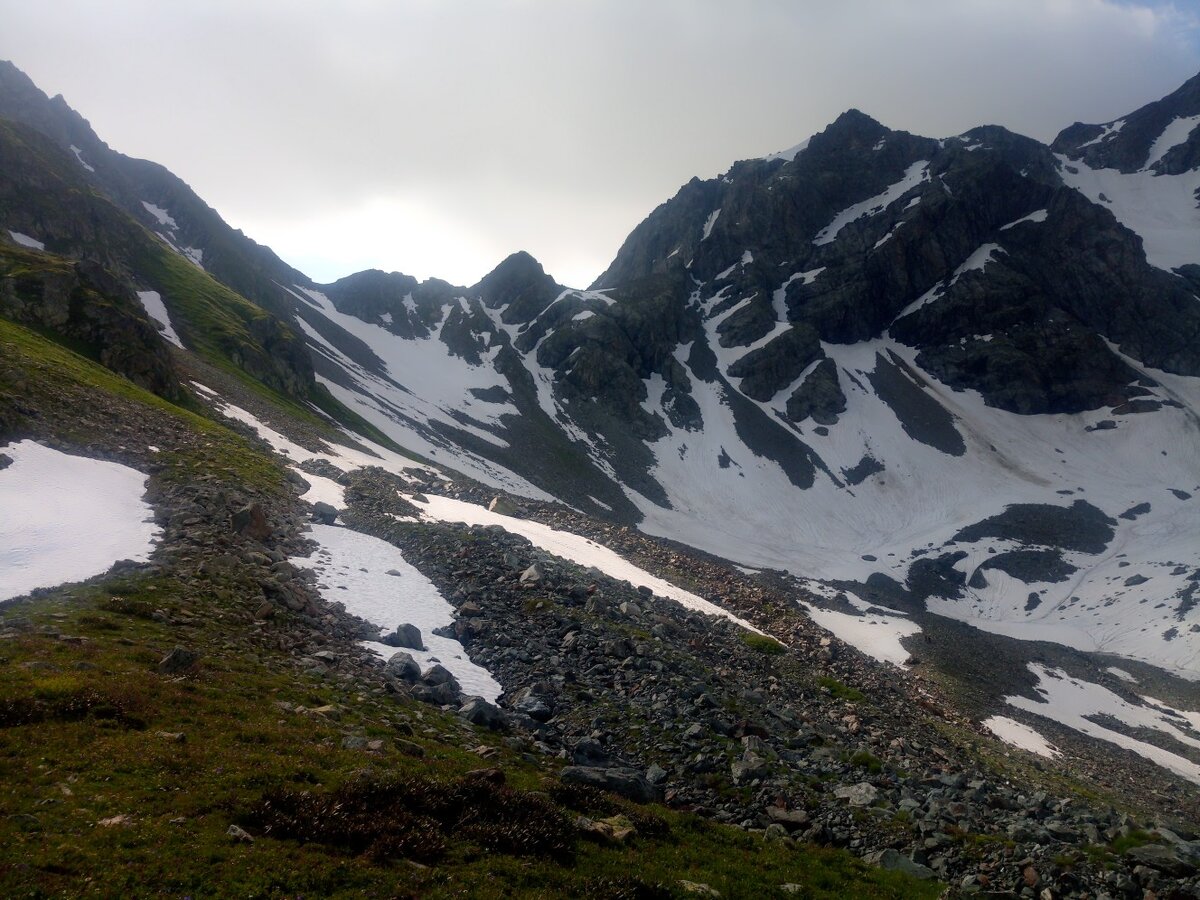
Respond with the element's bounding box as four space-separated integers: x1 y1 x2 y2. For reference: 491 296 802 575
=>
1053 69 1200 174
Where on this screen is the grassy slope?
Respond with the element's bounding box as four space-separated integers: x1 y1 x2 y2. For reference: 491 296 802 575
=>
0 317 940 898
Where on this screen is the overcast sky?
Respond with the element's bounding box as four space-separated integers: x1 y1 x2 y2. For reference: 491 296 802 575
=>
3 1 1199 288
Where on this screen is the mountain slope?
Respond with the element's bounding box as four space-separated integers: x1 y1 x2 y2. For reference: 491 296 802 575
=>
2 60 1200 897
275 89 1200 677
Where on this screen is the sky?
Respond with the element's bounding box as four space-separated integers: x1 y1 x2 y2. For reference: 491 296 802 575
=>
3 1 1199 289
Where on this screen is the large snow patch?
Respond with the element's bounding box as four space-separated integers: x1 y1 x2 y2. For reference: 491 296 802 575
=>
0 441 159 602
292 524 501 701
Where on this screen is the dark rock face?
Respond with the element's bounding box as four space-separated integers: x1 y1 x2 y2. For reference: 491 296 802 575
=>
0 112 316 403
727 324 822 401
1053 72 1200 175
785 359 846 425
0 249 181 400
866 353 964 456
954 500 1116 555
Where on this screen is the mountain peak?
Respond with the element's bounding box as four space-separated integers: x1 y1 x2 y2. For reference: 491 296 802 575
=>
474 251 560 322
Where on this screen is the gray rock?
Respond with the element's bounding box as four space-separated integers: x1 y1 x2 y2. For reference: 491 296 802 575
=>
311 501 339 525
226 824 254 843
382 623 424 650
866 848 936 880
571 737 610 767
413 681 461 706
384 651 421 681
158 646 199 675
731 751 769 784
422 663 459 689
833 782 879 807
513 693 553 722
1125 843 1198 876
459 697 507 730
560 766 662 803
519 564 543 584
766 807 810 830
488 496 523 517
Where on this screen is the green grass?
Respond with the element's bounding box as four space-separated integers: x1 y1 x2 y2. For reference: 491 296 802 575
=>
817 676 865 703
0 574 942 899
741 632 786 655
849 750 883 774
0 316 285 494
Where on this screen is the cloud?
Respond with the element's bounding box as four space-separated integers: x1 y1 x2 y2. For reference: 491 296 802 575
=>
2 0 1197 287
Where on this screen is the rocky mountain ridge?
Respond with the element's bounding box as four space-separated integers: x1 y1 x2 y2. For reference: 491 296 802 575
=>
1 58 1200 897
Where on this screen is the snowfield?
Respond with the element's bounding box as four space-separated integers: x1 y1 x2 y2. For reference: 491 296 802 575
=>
293 524 501 701
0 441 159 602
981 715 1059 758
1007 664 1200 783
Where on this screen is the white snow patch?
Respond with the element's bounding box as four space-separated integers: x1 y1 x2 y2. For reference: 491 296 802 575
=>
407 492 762 633
950 243 1004 284
982 716 1059 758
210 395 435 484
295 469 346 508
0 441 159 602
873 223 905 249
1077 119 1125 149
701 209 721 241
814 160 929 245
1007 664 1200 783
895 280 945 319
763 138 810 163
136 290 183 349
741 250 754 265
1144 114 1200 170
803 602 920 668
141 201 177 229
1107 666 1138 683
180 246 204 269
999 209 1048 231
293 525 500 701
8 231 44 250
1059 152 1200 271
68 144 95 172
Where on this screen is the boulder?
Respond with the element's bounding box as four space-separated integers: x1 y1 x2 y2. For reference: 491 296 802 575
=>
381 623 424 650
459 697 507 730
488 496 523 517
865 849 936 881
560 766 662 803
231 503 271 541
158 646 199 675
311 501 339 524
422 663 459 689
833 782 879 807
384 651 421 681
